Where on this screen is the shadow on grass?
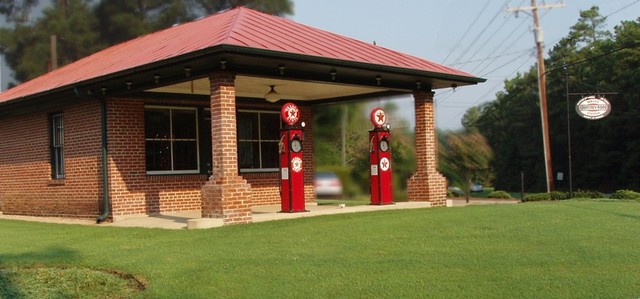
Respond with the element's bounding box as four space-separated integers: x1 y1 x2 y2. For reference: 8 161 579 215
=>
0 246 80 298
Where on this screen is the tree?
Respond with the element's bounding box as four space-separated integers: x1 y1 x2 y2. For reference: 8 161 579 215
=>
0 0 101 83
0 0 39 23
0 0 293 85
440 130 493 203
473 7 640 192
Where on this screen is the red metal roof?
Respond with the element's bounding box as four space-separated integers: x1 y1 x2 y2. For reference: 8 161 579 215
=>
0 7 479 104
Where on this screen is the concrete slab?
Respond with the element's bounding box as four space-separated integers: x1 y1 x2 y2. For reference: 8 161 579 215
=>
0 199 518 230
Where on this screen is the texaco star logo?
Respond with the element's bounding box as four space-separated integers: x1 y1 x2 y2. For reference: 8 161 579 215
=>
291 157 303 172
281 103 300 126
370 107 387 127
379 157 390 172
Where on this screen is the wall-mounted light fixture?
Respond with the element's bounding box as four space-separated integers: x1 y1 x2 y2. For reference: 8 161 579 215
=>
331 69 337 81
220 59 227 70
416 80 422 90
154 75 160 84
376 75 382 86
126 81 133 89
279 64 286 75
184 66 192 77
265 85 280 102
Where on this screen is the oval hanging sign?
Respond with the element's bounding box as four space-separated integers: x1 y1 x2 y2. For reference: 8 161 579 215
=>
575 96 611 120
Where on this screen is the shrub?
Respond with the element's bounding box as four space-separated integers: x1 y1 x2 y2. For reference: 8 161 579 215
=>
571 189 605 199
488 190 511 199
610 189 640 200
523 193 550 202
550 191 567 200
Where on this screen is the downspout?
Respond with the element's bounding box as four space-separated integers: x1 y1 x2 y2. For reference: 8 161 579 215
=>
96 96 110 223
72 87 110 223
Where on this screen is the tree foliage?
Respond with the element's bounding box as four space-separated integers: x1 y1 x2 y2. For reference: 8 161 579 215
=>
439 130 493 202
0 0 293 85
313 101 416 199
470 6 640 192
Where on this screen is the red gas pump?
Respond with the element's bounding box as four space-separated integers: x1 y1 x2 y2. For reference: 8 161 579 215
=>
369 107 393 205
279 102 307 212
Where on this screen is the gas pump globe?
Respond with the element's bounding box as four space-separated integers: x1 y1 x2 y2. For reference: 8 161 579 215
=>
369 107 393 205
279 102 307 212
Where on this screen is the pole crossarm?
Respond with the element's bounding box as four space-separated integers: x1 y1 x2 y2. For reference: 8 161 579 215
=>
507 2 565 12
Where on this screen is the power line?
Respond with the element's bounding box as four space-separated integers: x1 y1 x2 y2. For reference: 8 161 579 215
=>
441 1 491 64
605 0 640 18
451 3 506 66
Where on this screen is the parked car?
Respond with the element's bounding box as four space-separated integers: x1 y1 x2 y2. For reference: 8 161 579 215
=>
470 182 483 192
448 186 464 196
314 171 343 197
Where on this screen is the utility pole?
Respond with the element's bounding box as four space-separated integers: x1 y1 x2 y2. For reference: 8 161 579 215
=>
508 0 564 192
51 35 58 71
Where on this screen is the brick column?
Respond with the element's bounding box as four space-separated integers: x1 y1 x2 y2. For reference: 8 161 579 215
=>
407 90 447 206
201 71 253 224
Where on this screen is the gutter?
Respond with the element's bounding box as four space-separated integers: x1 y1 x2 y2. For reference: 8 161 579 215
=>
96 96 110 223
72 87 110 223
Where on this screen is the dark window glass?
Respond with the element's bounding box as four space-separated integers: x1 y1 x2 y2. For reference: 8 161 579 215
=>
51 113 65 179
237 110 281 171
144 109 170 139
173 109 197 139
237 112 258 140
173 141 198 170
144 107 198 174
145 141 171 171
261 113 280 141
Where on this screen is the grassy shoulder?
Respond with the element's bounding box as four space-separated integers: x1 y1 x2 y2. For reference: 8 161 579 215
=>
1 200 640 298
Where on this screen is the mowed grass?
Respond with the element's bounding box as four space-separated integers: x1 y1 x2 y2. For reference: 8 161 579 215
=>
1 200 640 298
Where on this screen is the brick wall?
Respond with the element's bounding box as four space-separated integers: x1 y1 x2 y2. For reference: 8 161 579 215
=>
0 89 317 220
0 100 103 218
407 90 447 206
107 97 207 218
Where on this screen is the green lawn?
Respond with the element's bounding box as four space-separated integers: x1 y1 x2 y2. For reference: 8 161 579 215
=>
2 200 640 298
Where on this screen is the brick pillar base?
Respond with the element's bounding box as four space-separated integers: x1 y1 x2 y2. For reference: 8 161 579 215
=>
407 90 447 206
407 172 447 207
201 70 253 224
201 178 252 224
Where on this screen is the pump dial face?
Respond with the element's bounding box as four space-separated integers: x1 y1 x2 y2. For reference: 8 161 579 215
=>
291 139 302 153
379 139 389 152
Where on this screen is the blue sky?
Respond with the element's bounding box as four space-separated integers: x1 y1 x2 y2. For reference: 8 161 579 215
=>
291 0 639 130
1 0 638 130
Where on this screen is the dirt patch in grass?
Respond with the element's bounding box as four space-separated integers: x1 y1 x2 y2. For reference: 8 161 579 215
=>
0 266 147 298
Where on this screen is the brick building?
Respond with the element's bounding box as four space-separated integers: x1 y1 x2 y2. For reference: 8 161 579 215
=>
0 7 484 225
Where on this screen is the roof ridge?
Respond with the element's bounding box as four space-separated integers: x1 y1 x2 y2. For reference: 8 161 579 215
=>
221 7 248 44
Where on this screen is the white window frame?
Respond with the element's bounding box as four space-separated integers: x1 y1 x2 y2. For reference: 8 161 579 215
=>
237 109 281 173
145 105 200 175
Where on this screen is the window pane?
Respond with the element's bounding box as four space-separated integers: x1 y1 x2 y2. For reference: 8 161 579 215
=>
261 141 279 169
53 147 65 178
238 141 259 169
173 141 198 170
145 109 170 139
52 114 64 146
172 109 197 139
237 112 258 140
261 113 280 141
146 141 171 171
